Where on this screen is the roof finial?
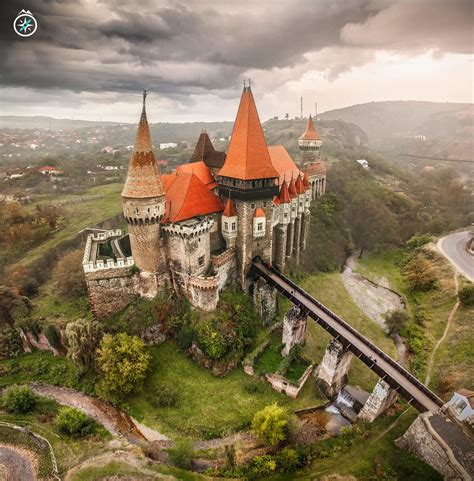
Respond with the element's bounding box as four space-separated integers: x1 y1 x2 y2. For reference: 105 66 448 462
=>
143 89 147 105
248 77 251 90
140 89 148 124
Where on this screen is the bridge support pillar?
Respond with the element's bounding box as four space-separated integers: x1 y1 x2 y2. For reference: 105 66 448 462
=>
281 306 307 356
316 339 353 399
358 379 398 422
252 278 277 325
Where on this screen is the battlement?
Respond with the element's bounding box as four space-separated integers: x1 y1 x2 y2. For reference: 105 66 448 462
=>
211 248 235 269
162 217 214 238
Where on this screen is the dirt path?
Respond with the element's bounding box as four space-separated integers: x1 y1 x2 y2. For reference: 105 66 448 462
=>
30 383 168 444
424 272 460 386
0 445 37 481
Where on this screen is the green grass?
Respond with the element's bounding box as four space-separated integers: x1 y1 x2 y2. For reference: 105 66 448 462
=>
299 272 397 392
286 358 310 383
274 407 441 481
0 396 110 477
254 342 284 375
7 183 123 273
126 341 325 439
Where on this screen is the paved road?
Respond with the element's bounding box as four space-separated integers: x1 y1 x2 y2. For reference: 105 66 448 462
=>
0 445 37 481
438 231 474 282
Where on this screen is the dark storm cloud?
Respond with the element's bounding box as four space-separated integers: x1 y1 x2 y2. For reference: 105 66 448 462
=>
0 0 472 99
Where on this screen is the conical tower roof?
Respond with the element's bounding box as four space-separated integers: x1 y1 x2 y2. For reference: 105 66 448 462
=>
218 86 279 181
122 91 165 199
302 172 311 190
295 174 305 194
299 115 321 141
278 180 291 204
288 177 298 199
189 130 226 168
222 197 236 217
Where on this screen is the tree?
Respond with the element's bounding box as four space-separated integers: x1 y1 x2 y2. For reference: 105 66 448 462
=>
2 385 37 413
96 333 151 402
55 407 95 437
0 325 23 360
53 249 87 298
65 318 103 373
404 254 437 291
459 285 474 307
385 309 409 334
251 403 289 446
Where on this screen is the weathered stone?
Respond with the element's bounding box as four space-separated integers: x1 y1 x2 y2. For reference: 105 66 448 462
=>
252 278 277 324
316 339 353 399
358 379 397 422
281 306 308 356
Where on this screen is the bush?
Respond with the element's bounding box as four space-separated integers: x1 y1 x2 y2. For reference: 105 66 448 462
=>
247 455 277 479
96 333 151 402
459 285 474 307
406 234 433 250
385 309 409 334
65 318 103 373
403 254 437 291
53 249 87 298
43 324 61 350
0 325 23 360
2 385 37 413
55 407 95 437
251 403 289 446
276 447 306 472
167 439 194 470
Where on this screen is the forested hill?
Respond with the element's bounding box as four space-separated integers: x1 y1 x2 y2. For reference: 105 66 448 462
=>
319 101 472 143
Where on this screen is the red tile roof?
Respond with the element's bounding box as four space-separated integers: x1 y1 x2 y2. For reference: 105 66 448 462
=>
122 97 165 199
299 115 321 141
222 197 236 217
302 172 310 190
268 145 302 186
288 177 298 199
163 173 223 223
218 88 279 181
278 180 291 204
175 161 217 190
295 174 305 195
190 131 226 169
305 161 327 176
254 207 266 218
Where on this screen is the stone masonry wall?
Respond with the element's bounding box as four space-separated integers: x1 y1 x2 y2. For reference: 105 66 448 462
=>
211 248 236 291
85 266 138 320
128 222 167 274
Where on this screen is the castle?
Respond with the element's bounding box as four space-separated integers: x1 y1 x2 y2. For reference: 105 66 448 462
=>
83 86 326 319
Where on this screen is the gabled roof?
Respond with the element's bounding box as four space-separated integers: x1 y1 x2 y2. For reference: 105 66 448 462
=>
222 197 236 217
218 87 279 181
278 180 291 204
254 207 266 218
190 131 226 169
163 173 223 223
306 161 327 176
299 115 321 141
175 161 217 190
288 177 298 199
268 145 302 186
122 93 165 199
295 174 305 195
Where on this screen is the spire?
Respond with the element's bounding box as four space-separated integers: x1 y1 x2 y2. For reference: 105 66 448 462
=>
299 114 321 141
288 176 298 199
122 91 165 199
278 180 291 204
302 172 310 190
223 196 236 217
218 86 279 181
295 174 305 194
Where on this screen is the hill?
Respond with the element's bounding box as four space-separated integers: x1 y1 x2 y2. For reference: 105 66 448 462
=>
319 101 472 143
0 116 121 130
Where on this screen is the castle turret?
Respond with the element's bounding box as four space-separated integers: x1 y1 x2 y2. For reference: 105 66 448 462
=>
122 91 167 290
221 196 238 248
299 115 322 164
217 83 279 288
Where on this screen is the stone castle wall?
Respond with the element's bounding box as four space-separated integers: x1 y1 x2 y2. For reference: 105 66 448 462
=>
211 248 236 291
128 222 167 274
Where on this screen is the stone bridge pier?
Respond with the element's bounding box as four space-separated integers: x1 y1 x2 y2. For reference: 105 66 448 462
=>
358 379 398 422
316 339 353 399
281 306 308 356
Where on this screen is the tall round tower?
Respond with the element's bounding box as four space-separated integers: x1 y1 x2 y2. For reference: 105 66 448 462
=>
122 91 167 281
298 115 322 165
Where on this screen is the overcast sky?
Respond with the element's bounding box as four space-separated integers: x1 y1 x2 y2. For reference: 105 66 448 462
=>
0 0 472 123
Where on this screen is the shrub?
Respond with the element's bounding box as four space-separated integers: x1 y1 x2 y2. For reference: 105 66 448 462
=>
385 309 409 334
55 407 95 437
2 385 37 413
0 325 23 360
43 324 61 350
406 234 433 250
247 455 277 479
53 249 87 298
251 403 289 446
167 439 194 470
96 333 151 402
403 254 437 291
459 285 474 307
276 447 306 472
65 318 103 373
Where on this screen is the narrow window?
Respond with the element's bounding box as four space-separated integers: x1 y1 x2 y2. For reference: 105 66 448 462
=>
198 255 205 267
231 222 236 230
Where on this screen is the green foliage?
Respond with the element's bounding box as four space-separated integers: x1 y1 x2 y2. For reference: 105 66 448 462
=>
96 333 151 402
2 384 37 413
276 446 307 473
246 455 277 479
0 325 23 360
459 285 474 307
55 406 96 437
167 439 194 470
406 234 433 250
403 254 437 291
400 323 432 376
65 318 103 374
0 286 32 324
194 318 229 360
385 309 409 334
53 249 87 298
251 403 289 446
150 384 180 408
43 324 62 349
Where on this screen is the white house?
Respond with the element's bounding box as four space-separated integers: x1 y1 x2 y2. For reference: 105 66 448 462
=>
159 142 178 150
447 389 474 422
356 159 369 169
